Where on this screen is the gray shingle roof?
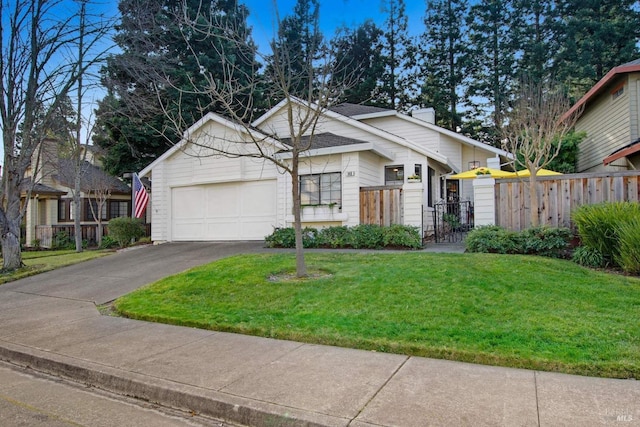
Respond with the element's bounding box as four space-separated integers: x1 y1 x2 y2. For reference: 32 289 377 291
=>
279 132 369 150
21 178 67 195
329 103 393 118
55 159 131 194
620 58 640 67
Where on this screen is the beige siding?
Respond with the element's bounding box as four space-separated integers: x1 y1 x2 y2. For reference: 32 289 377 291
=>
632 75 640 142
576 75 634 171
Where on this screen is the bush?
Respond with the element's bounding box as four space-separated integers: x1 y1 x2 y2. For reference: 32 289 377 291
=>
615 217 640 274
519 226 571 258
316 226 352 248
465 226 521 254
349 224 386 249
52 231 75 250
572 246 605 268
264 224 422 250
99 235 119 249
108 217 145 248
572 202 640 264
383 225 422 249
465 225 571 257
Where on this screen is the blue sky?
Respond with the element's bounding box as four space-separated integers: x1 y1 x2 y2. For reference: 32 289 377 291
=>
243 0 426 52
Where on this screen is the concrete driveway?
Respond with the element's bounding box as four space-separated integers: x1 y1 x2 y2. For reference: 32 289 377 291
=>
2 241 268 305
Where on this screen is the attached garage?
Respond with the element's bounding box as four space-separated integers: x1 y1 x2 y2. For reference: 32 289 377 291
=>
171 180 277 241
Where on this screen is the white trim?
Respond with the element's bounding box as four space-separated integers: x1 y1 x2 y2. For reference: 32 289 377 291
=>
139 112 282 178
275 142 395 161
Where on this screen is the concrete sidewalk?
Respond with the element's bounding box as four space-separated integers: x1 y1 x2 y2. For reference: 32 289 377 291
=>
0 243 638 426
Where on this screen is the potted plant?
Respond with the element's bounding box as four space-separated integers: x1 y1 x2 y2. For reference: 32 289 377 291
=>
407 174 421 183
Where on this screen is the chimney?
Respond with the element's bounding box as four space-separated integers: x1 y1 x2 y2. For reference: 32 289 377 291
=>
412 108 436 124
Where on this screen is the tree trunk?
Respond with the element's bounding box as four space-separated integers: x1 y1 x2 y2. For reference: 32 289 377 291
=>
529 171 539 227
96 221 103 247
1 228 22 271
291 151 307 278
73 191 83 252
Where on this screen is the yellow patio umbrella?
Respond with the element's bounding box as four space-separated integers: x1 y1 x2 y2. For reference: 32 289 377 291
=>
512 168 562 178
450 167 516 179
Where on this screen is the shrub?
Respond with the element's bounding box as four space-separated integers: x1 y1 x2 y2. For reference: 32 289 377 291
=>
108 217 145 248
317 226 352 248
99 235 119 249
615 217 640 274
572 246 605 268
383 224 422 249
265 227 319 248
349 224 386 249
52 231 75 250
519 226 572 258
465 226 521 254
572 202 640 264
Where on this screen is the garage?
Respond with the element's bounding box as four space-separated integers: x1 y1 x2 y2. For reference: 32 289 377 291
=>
171 180 277 241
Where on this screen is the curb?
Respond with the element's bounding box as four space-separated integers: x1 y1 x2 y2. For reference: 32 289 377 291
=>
0 340 347 427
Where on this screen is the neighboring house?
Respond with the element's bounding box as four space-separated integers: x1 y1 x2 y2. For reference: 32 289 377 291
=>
24 140 132 247
563 58 640 172
139 98 508 242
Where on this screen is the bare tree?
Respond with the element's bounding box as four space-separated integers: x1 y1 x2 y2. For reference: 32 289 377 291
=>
501 77 582 226
85 166 112 248
142 1 356 277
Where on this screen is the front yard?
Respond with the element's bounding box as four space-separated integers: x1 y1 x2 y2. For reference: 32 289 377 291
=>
0 249 111 284
114 252 640 379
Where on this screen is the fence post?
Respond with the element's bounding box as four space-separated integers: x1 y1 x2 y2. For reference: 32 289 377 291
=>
473 176 496 226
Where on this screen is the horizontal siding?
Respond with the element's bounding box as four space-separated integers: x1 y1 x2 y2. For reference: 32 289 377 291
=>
360 116 440 152
577 75 633 171
632 75 640 142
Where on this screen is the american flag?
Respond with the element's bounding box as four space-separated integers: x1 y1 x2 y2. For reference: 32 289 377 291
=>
133 173 149 219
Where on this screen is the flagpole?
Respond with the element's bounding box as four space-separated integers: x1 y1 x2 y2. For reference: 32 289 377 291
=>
131 172 136 218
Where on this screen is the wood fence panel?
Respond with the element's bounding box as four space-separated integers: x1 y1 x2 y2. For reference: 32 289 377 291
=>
360 186 403 226
495 171 640 231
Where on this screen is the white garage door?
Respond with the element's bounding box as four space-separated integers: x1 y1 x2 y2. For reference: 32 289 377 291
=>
171 180 276 241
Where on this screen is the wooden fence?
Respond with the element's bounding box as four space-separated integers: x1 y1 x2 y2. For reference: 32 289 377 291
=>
495 171 640 231
360 186 403 226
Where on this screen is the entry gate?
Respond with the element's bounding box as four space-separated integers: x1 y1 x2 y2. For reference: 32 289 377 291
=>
432 201 473 243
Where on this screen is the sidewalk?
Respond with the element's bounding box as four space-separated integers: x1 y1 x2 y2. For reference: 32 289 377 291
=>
0 243 638 426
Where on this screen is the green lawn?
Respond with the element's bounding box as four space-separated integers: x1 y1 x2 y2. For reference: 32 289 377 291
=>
0 249 111 284
114 252 640 378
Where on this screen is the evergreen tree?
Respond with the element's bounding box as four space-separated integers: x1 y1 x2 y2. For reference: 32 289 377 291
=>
331 21 385 105
94 0 259 177
380 0 415 110
419 0 469 130
553 0 640 98
265 0 323 101
466 0 521 142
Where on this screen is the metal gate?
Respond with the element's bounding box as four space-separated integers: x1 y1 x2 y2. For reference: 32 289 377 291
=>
432 201 473 243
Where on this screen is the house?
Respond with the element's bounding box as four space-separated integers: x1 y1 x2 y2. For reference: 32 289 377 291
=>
139 99 508 242
24 140 133 247
563 58 640 172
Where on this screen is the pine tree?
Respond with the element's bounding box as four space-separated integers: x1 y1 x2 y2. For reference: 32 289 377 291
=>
331 21 385 105
466 0 521 141
553 0 640 98
94 0 259 176
380 0 415 110
419 0 469 130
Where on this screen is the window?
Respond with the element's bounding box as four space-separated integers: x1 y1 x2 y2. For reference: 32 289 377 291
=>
109 201 129 219
427 167 436 207
58 199 69 222
300 172 341 206
385 165 404 185
85 200 107 221
414 164 422 179
612 83 625 100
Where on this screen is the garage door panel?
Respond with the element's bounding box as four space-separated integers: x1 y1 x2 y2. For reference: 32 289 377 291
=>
172 180 276 241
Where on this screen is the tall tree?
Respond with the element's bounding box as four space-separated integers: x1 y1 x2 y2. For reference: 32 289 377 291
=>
0 0 108 270
331 21 385 105
419 0 469 130
466 0 521 141
265 0 324 101
380 0 414 110
553 0 640 98
95 0 260 177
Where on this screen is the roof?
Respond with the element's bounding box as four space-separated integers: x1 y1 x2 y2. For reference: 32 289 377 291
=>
279 133 368 149
562 58 640 121
21 179 67 196
328 103 394 118
56 159 131 193
603 138 640 166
